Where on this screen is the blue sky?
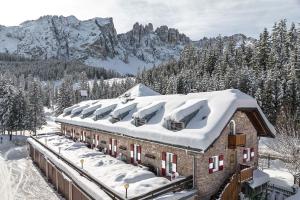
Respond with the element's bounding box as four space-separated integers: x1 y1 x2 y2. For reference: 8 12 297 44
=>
1 0 299 40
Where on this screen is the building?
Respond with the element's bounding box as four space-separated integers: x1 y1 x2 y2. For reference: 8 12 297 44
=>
55 84 276 199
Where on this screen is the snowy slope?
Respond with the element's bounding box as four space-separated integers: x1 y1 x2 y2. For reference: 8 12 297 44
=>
0 16 190 74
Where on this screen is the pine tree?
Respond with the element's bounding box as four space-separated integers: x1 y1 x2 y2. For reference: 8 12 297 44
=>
27 79 46 135
56 75 74 115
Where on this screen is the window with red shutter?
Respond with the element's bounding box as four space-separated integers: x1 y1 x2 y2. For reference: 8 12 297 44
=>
219 155 224 170
209 157 214 174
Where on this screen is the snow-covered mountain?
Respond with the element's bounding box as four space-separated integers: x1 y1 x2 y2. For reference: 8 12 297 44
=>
0 15 190 74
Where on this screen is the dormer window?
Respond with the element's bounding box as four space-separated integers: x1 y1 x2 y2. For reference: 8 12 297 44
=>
93 104 117 121
63 105 79 116
70 104 90 118
81 104 102 119
110 103 137 123
165 99 206 131
229 120 236 135
132 101 165 127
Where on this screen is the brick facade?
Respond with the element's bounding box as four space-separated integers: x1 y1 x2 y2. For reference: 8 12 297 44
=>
60 111 258 199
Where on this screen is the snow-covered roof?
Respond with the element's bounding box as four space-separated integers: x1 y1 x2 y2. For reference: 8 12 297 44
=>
165 99 206 122
81 102 101 115
119 83 160 99
110 102 137 119
57 86 275 151
132 101 165 119
248 169 270 189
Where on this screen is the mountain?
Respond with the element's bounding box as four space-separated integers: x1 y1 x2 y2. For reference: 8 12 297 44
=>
0 15 190 74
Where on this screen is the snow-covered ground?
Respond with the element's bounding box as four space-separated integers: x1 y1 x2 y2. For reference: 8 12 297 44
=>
259 159 295 188
258 158 298 200
0 135 61 200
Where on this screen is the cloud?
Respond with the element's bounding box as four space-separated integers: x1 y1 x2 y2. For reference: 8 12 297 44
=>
0 0 299 40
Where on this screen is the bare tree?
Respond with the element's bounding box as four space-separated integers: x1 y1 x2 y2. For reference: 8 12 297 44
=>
267 107 300 184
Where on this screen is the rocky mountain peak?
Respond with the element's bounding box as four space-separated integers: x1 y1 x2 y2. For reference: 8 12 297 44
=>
0 15 191 74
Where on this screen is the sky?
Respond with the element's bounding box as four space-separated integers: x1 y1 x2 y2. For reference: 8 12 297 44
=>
0 0 299 40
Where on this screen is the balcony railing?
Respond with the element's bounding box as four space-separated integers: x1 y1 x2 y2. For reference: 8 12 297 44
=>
228 133 246 149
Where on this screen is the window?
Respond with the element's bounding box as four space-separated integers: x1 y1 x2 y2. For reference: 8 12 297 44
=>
134 144 139 163
209 155 224 173
212 156 219 172
243 148 255 162
166 152 173 176
229 120 236 135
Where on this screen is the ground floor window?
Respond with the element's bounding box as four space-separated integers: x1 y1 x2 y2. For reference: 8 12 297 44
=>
161 152 177 176
166 152 173 176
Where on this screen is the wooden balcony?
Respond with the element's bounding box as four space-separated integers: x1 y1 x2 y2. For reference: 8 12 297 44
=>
239 166 254 182
228 133 246 149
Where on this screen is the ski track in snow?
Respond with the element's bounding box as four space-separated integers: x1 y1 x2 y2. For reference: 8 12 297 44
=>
0 138 62 200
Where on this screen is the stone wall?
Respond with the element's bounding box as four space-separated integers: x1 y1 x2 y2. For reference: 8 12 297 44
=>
63 123 194 177
194 111 258 199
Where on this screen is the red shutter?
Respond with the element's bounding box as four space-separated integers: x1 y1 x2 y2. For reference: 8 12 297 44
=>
250 148 255 161
130 144 134 164
243 149 248 163
137 145 142 164
219 155 224 171
114 139 117 157
172 154 177 173
161 152 166 176
109 138 112 155
209 157 214 174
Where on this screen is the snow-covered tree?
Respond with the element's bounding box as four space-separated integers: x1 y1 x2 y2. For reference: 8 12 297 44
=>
27 79 46 135
56 75 74 115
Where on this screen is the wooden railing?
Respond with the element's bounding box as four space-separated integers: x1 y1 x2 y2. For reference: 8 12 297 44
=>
217 165 254 200
228 133 246 149
239 166 254 183
219 174 239 200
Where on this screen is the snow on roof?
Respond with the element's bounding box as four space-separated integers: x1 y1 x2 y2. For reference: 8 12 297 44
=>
63 104 79 114
132 101 165 119
57 87 276 151
71 104 90 115
119 83 160 99
94 103 117 117
81 102 102 115
249 169 270 189
110 102 137 119
165 99 206 122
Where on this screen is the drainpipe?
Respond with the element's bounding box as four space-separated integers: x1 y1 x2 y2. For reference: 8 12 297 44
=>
193 154 196 189
187 149 198 189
